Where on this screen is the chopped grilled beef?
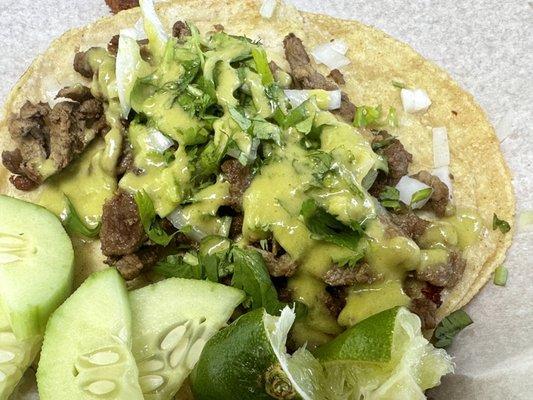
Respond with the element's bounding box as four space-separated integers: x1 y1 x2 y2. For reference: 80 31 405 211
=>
100 191 145 256
172 20 191 40
416 250 466 288
389 210 430 240
228 213 244 239
327 69 345 85
255 248 298 277
73 50 95 78
112 246 162 280
322 286 347 318
283 33 337 91
220 159 252 211
411 170 449 217
2 93 106 190
332 92 356 123
369 131 413 197
323 262 382 286
404 277 443 330
105 0 139 14
116 143 135 176
107 34 120 55
283 33 357 123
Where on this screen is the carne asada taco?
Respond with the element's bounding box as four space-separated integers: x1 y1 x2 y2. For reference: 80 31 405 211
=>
0 0 514 398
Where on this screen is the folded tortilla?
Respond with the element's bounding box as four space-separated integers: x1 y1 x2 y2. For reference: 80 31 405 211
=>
0 0 514 397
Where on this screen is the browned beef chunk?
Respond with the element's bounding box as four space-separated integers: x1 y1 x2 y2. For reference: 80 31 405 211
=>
327 69 345 85
323 262 382 286
213 24 225 32
107 35 120 55
173 21 191 40
100 191 145 257
411 170 449 217
283 33 337 91
220 159 251 211
105 0 139 14
332 92 356 123
322 286 347 318
73 51 95 78
369 131 413 197
3 94 106 190
112 246 162 280
228 213 244 239
404 277 443 329
255 248 298 277
389 210 430 240
56 85 93 103
269 61 281 75
116 143 135 176
416 250 466 288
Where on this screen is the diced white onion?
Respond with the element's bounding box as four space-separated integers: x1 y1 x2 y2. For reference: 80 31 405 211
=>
432 165 453 198
259 0 277 19
139 0 168 43
146 129 174 153
167 208 205 242
121 19 148 41
311 42 351 70
432 127 450 168
400 88 432 113
395 175 433 209
284 89 342 110
116 33 143 117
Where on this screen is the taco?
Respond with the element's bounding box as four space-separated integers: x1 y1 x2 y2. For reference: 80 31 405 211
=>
0 0 514 399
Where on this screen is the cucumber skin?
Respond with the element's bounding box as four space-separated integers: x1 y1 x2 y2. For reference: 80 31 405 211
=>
190 308 278 400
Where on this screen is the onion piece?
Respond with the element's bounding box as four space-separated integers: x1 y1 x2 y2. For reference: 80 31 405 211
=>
121 19 148 41
329 39 348 55
311 42 350 70
284 89 342 110
259 0 277 19
116 33 144 117
432 127 450 168
167 208 205 242
146 128 174 153
395 176 433 209
432 165 453 198
400 88 432 113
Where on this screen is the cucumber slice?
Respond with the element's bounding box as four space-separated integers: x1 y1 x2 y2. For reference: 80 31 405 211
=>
0 195 74 340
0 307 39 400
37 269 143 400
129 278 245 399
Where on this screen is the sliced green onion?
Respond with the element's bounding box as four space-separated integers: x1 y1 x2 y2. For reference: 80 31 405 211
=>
251 48 274 85
392 80 408 89
411 187 433 205
353 105 381 127
433 309 473 348
492 213 511 233
387 106 398 127
60 196 100 238
493 265 508 286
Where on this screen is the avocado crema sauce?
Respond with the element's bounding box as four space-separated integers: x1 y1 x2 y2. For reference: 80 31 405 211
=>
10 24 482 348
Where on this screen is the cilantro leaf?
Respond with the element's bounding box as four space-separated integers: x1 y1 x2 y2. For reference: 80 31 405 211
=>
432 310 473 348
379 186 401 210
251 48 274 85
60 196 100 238
154 254 203 279
492 213 511 233
134 190 174 246
300 199 363 251
228 107 252 131
231 247 285 315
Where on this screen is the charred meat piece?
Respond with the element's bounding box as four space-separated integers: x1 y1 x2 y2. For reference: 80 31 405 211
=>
369 131 413 196
327 69 345 85
105 0 139 14
323 262 382 286
389 210 430 240
100 191 146 257
173 21 191 40
411 170 449 217
107 35 120 55
73 50 95 78
112 246 162 280
404 277 443 330
255 248 298 277
2 92 106 190
220 159 252 211
228 213 244 239
283 33 337 91
322 286 347 318
416 250 466 288
332 92 356 123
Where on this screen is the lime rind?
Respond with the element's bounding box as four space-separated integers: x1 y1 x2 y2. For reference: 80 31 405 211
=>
319 307 453 399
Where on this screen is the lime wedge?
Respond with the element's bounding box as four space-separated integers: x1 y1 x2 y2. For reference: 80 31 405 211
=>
190 306 326 400
315 307 453 399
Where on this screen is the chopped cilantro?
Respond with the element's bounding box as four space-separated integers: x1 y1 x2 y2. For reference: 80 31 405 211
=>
492 213 511 233
251 48 274 85
379 186 401 210
134 190 174 246
353 105 382 127
433 310 473 348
